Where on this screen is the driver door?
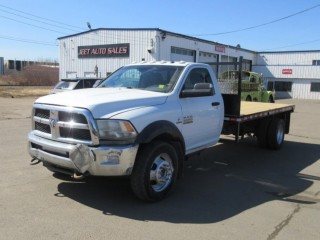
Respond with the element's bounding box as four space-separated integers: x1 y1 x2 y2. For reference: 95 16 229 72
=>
178 67 223 154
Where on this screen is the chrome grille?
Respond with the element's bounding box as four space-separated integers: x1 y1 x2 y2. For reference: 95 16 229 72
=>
32 104 99 145
35 108 50 119
59 111 87 124
35 122 51 134
60 127 91 140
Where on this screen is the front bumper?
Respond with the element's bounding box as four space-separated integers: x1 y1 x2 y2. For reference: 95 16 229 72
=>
28 132 139 176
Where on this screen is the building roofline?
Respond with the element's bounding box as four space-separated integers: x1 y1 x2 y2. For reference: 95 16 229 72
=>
57 28 162 40
57 27 256 54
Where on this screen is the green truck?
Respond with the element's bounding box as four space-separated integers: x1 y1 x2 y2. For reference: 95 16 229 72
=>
220 70 275 103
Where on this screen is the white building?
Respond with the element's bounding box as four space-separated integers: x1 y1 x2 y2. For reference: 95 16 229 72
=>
58 28 320 100
58 28 254 79
253 50 320 100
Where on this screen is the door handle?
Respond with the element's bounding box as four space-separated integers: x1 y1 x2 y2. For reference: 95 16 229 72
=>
212 102 220 106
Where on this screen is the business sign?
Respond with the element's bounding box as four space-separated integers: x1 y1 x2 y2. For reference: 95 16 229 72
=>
215 45 225 53
282 69 293 74
78 43 130 58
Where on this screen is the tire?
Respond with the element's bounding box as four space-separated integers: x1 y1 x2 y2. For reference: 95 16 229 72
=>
268 95 275 103
256 118 270 148
246 96 252 101
130 141 179 202
267 119 285 150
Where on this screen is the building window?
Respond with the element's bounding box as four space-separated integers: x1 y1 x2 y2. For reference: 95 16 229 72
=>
310 82 320 92
171 47 194 56
275 81 292 92
267 81 274 91
242 59 252 71
312 60 320 65
199 51 217 59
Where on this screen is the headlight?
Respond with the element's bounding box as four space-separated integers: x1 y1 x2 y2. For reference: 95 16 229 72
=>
96 120 137 143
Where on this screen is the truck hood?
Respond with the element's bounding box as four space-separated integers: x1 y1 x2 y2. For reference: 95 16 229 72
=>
35 88 168 118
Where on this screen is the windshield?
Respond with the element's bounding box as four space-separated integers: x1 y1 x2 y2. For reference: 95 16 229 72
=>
98 65 184 93
54 81 78 90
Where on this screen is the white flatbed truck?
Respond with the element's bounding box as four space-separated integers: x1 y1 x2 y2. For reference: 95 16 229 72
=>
28 61 294 201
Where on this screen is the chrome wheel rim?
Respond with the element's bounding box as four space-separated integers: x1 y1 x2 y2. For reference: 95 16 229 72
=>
150 153 174 192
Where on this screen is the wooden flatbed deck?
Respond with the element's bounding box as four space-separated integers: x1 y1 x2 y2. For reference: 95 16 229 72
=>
224 101 295 122
240 101 295 116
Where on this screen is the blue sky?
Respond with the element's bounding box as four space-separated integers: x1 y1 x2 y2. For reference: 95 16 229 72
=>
0 0 319 61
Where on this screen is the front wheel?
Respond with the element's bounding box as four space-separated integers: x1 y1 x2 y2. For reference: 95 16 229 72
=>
130 141 179 202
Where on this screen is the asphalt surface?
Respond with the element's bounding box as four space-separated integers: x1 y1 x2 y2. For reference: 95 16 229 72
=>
0 97 319 240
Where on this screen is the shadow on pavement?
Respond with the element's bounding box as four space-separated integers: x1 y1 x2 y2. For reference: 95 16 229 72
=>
56 139 320 223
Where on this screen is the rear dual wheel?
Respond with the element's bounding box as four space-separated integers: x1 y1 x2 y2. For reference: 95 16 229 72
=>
256 118 285 150
268 119 285 150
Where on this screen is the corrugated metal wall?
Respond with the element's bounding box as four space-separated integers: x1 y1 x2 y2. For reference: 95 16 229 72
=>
257 52 320 65
59 29 158 79
253 65 320 79
59 29 255 80
253 51 320 100
58 29 319 100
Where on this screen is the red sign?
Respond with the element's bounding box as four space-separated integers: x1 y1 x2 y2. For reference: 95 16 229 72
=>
78 43 130 58
282 69 292 74
215 45 225 53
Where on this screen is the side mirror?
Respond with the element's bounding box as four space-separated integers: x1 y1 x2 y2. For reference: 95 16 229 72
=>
180 83 213 98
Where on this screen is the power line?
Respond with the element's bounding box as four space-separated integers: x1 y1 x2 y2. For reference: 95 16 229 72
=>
0 34 58 46
0 8 80 32
191 4 320 36
0 3 85 31
0 15 69 35
1 3 319 52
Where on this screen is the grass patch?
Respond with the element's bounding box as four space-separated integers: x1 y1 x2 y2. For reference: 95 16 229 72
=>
0 86 52 98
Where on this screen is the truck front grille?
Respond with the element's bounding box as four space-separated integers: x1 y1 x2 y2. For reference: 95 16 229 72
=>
32 105 99 145
35 108 50 119
59 111 87 124
60 127 91 141
35 122 51 134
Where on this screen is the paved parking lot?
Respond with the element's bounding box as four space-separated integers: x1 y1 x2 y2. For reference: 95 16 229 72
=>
0 97 319 240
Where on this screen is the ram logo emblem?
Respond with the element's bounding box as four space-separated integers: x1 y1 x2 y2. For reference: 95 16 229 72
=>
49 118 58 128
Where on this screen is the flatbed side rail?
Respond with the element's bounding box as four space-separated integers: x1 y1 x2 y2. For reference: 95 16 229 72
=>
224 105 295 123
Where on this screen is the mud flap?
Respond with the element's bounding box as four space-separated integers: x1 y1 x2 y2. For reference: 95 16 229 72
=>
70 144 94 173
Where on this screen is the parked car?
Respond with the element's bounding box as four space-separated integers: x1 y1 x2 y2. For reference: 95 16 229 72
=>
51 78 102 94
